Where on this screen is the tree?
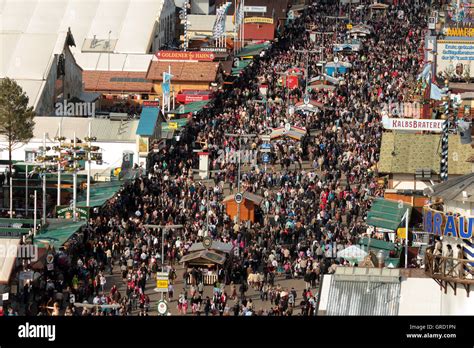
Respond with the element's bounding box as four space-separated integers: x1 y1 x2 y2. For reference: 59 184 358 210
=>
0 78 35 217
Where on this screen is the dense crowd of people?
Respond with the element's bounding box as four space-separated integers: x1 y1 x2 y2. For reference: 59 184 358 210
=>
8 0 432 316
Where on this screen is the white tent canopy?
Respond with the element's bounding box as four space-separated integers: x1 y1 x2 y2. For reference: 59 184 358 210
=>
337 245 367 263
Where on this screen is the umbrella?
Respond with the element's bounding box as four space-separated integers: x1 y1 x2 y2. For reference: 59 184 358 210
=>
337 245 367 263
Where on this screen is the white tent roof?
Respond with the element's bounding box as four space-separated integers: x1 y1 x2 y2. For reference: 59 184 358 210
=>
0 0 166 55
1 0 169 106
30 116 139 142
75 53 153 72
0 238 20 284
337 245 367 262
188 14 235 34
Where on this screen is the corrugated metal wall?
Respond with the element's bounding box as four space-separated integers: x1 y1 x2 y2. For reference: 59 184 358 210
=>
326 279 401 316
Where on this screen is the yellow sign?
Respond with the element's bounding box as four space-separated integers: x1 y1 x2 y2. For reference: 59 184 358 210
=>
138 136 149 155
347 24 353 30
168 122 178 130
156 280 169 289
445 27 474 37
397 227 407 239
113 167 122 177
244 17 274 24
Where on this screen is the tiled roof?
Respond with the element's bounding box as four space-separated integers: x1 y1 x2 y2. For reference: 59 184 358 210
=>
83 71 153 93
378 132 474 175
146 61 219 82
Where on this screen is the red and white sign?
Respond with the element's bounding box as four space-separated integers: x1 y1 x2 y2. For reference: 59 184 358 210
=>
259 84 268 96
156 51 215 62
143 101 160 107
382 117 444 132
176 90 212 104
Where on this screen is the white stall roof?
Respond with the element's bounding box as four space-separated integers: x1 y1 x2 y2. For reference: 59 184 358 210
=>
1 0 166 55
75 53 153 72
0 238 20 285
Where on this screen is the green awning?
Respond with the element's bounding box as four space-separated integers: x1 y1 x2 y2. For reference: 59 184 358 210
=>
234 60 252 70
161 118 189 132
0 218 35 227
169 100 212 115
34 220 85 249
366 198 412 231
385 258 401 268
0 227 31 234
236 43 269 57
11 171 88 185
358 237 397 252
76 181 123 208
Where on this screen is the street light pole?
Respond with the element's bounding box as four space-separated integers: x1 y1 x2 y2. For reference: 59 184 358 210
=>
33 190 37 237
73 132 77 222
144 224 183 301
25 163 28 217
86 121 91 207
42 133 47 225
224 133 256 226
295 49 319 94
57 121 62 207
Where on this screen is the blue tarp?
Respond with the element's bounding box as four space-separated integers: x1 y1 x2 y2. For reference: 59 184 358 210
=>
136 106 160 136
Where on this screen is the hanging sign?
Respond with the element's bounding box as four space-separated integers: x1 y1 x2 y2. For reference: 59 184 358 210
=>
423 206 474 240
156 51 215 62
56 206 89 220
244 17 274 24
382 117 445 132
235 193 243 204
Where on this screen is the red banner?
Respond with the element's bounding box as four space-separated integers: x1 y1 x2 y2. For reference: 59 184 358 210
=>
176 90 212 104
143 101 160 107
156 51 215 62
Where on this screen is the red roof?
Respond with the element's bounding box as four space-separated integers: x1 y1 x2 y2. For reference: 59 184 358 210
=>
83 71 153 93
146 61 220 82
243 23 276 41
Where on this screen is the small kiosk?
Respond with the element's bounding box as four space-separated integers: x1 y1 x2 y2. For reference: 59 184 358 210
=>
180 240 234 285
223 192 263 223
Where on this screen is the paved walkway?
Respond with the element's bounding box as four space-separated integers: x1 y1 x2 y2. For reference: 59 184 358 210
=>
104 262 314 316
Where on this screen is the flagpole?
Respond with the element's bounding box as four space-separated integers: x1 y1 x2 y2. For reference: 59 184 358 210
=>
168 65 171 112
405 208 409 269
233 0 237 56
162 71 165 112
241 0 245 50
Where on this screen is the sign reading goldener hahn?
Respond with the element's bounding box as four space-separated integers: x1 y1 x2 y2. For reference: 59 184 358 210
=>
382 117 445 132
155 51 215 62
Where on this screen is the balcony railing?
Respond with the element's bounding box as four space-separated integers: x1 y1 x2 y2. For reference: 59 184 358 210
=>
424 251 474 285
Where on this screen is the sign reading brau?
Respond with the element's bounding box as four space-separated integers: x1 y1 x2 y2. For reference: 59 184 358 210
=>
423 207 474 240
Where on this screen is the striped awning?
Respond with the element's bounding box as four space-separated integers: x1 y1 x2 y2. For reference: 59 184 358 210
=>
270 126 307 140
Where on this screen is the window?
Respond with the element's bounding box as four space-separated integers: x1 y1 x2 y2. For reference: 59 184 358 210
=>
25 150 36 162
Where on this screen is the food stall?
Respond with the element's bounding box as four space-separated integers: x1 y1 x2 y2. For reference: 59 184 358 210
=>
180 240 234 285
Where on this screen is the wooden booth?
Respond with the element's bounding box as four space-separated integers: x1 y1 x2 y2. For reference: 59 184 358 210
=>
180 241 234 285
223 192 263 223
